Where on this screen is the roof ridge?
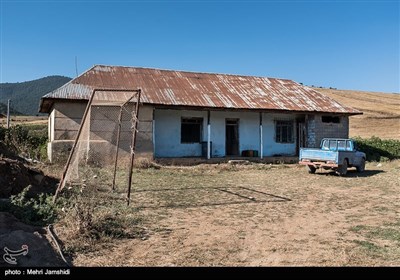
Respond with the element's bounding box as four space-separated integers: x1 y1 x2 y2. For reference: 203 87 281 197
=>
92 64 293 82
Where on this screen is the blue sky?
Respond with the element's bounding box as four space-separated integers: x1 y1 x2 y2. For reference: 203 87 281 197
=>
1 0 399 93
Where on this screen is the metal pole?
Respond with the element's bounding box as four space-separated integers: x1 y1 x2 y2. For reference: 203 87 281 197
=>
127 89 141 206
6 99 10 129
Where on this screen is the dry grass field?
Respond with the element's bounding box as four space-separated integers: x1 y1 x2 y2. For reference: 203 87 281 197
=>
54 161 400 266
0 115 47 126
314 88 400 140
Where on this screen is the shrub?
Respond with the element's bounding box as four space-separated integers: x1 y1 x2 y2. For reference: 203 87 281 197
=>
352 136 400 161
0 127 6 141
1 125 48 161
0 186 58 226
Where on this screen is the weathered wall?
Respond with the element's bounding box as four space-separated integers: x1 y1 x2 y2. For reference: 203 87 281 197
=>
261 113 298 156
47 102 85 162
154 109 208 157
47 100 349 162
48 101 154 163
154 109 298 158
306 114 349 148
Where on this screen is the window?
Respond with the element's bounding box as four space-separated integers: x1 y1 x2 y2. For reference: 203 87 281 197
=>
321 140 329 150
275 120 294 143
181 118 203 143
337 140 346 151
329 140 337 150
346 141 352 151
322 116 340 123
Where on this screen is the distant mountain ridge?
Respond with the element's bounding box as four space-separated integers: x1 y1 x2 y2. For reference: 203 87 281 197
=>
0 76 72 115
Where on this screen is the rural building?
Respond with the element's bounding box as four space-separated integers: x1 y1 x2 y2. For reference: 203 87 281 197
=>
39 65 361 163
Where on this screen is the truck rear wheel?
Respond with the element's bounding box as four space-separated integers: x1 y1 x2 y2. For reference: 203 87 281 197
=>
337 160 348 176
356 158 366 172
307 165 316 174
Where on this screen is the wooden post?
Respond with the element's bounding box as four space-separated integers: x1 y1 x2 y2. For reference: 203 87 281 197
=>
6 99 10 129
152 108 156 159
54 88 140 202
54 89 97 201
112 106 125 191
259 112 263 159
112 95 136 191
207 110 211 160
127 90 141 206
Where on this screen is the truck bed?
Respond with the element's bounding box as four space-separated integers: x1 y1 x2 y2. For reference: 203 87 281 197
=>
299 148 338 163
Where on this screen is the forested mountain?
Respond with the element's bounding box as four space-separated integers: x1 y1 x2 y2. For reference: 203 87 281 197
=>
0 102 22 115
0 76 71 115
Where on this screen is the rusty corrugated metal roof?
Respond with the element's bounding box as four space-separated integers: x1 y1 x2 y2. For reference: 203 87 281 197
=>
39 65 361 114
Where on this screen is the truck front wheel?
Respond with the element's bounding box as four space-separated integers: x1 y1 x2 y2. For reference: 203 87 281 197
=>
307 165 316 174
337 160 348 176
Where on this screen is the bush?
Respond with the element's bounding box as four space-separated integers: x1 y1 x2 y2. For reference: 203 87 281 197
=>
1 125 48 161
0 186 57 226
352 136 400 161
0 127 5 141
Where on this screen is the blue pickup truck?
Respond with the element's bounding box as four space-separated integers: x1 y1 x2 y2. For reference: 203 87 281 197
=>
299 138 366 175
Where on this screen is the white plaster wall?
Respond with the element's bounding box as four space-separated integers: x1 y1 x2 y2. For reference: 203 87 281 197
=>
210 111 260 157
154 109 297 158
262 113 297 156
154 109 208 157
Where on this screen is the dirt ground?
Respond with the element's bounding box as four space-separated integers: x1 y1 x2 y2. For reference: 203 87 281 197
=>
0 212 65 267
65 161 400 266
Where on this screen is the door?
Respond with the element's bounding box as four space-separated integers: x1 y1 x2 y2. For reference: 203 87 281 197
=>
226 119 239 156
296 121 306 155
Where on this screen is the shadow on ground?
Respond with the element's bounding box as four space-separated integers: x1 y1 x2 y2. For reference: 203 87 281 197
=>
315 169 384 177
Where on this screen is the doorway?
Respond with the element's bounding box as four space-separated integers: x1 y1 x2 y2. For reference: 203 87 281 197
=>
296 119 306 155
226 119 239 156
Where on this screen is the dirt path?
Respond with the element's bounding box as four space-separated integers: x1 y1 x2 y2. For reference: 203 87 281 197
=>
70 162 400 266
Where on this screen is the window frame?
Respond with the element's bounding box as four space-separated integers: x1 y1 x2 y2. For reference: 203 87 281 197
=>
322 116 341 124
275 120 294 144
180 117 203 144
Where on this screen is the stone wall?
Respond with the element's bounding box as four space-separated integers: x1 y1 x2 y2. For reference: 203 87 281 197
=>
306 114 349 148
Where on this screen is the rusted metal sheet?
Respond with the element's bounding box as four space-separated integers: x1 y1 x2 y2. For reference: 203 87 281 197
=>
39 65 361 114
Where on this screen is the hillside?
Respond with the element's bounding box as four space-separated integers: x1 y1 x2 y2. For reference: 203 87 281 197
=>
314 88 400 140
0 76 71 115
0 102 22 115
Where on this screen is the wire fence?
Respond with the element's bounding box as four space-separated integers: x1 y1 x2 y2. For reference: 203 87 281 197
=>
55 89 141 204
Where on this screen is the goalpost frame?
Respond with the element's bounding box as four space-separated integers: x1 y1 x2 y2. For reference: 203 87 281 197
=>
54 88 141 203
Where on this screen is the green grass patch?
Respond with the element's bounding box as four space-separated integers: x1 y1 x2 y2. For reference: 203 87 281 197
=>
353 240 384 254
351 219 400 261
